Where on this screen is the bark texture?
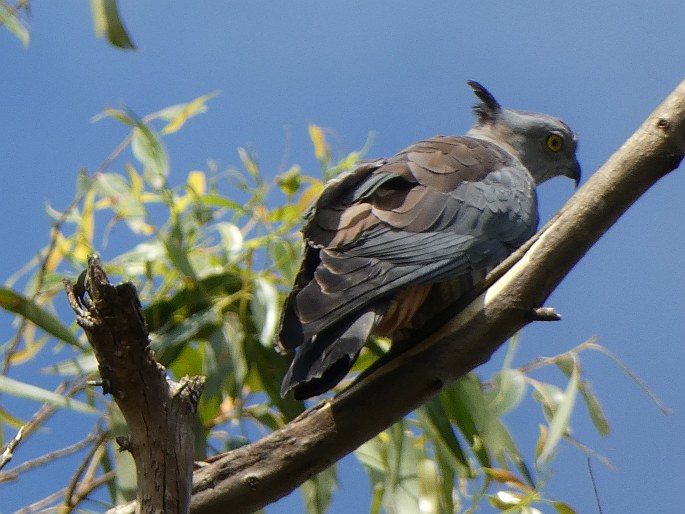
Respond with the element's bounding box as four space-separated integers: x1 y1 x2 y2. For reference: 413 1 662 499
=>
65 258 205 514
190 81 685 514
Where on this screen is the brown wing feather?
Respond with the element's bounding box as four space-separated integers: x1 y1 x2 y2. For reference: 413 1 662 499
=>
279 135 531 344
278 135 537 398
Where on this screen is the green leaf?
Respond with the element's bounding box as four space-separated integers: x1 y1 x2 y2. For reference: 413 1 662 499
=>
250 276 279 347
270 239 301 284
417 459 441 514
384 423 422 514
126 108 169 189
537 358 579 464
486 368 527 417
200 194 250 214
238 147 260 181
552 501 578 514
213 222 244 262
90 0 136 50
356 436 386 514
163 230 200 284
244 404 284 432
0 3 29 47
586 341 672 415
301 466 338 514
443 375 534 487
0 403 26 429
167 340 203 380
42 353 99 376
143 270 242 332
277 165 303 196
440 377 491 468
0 287 83 348
531 382 565 422
96 171 130 197
151 306 222 358
76 168 94 196
433 453 456 514
0 375 98 415
91 107 134 125
159 91 219 134
417 397 472 478
221 313 248 392
535 424 547 462
579 380 610 436
243 330 304 421
269 204 301 223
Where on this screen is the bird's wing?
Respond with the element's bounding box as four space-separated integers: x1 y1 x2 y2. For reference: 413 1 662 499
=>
278 135 538 351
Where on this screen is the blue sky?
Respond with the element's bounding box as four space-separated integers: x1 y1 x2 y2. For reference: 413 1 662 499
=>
1 2 684 513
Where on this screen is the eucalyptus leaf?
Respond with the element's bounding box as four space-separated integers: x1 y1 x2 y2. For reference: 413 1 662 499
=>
126 108 169 188
0 3 29 47
0 287 82 348
417 397 472 477
384 423 422 514
537 358 579 464
0 375 98 415
552 500 578 514
579 380 610 436
90 0 136 49
160 91 219 134
486 368 527 417
42 353 99 376
417 459 441 514
214 222 244 262
301 466 337 514
151 306 222 355
250 276 279 347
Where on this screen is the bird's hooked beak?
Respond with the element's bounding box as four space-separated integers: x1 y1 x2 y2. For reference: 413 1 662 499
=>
567 158 582 188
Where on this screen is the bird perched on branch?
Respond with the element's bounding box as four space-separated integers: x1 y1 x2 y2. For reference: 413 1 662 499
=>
277 81 580 400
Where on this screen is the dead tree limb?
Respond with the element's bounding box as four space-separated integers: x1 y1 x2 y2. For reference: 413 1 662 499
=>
65 258 205 514
189 81 685 513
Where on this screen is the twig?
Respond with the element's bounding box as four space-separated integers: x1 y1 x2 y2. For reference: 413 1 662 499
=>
0 378 90 480
69 470 117 511
0 428 99 481
63 431 110 510
0 426 23 472
13 471 115 514
0 0 28 20
587 458 603 514
13 485 66 514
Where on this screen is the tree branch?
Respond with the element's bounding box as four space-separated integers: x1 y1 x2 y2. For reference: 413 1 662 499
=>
189 80 685 513
64 258 205 514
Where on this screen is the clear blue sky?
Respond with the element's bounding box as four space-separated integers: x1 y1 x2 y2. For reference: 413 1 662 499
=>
2 2 684 513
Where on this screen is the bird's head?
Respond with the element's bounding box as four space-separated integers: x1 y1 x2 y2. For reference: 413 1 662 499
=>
466 81 581 187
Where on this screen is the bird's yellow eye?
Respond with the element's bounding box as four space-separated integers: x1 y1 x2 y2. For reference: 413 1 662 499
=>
546 133 563 152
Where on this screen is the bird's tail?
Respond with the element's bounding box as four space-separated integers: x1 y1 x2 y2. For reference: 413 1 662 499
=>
280 308 379 400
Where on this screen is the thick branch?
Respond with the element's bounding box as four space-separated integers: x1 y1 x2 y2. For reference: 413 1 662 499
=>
65 258 205 514
190 80 685 513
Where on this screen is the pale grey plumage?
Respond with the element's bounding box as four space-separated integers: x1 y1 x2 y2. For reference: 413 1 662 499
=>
278 81 580 400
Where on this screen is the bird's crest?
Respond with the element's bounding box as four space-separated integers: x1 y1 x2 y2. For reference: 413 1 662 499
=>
467 80 501 124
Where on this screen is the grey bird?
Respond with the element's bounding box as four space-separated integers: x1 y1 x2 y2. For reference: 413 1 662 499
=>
277 81 580 400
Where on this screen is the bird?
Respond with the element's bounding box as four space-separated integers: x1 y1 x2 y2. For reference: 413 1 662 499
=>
276 81 580 400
